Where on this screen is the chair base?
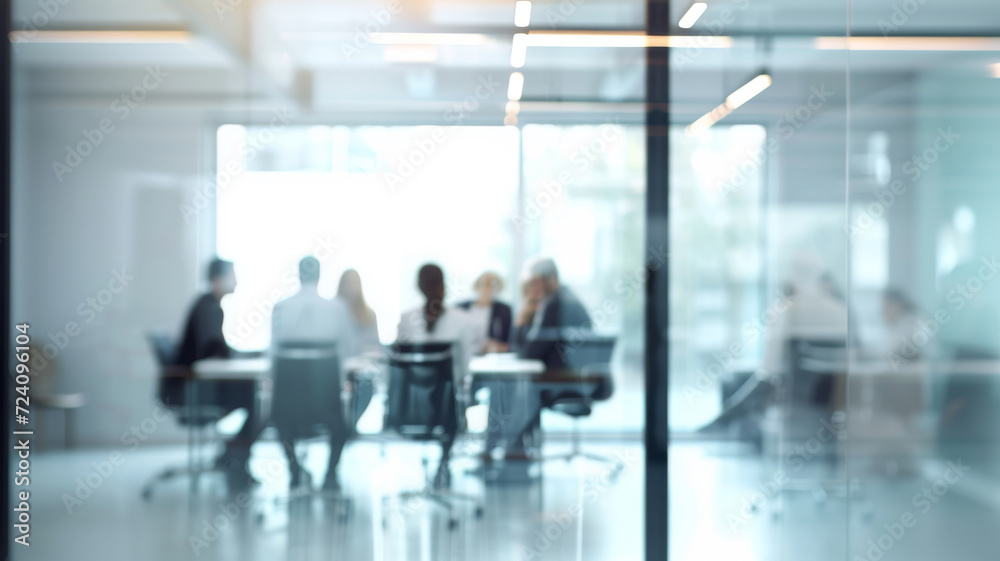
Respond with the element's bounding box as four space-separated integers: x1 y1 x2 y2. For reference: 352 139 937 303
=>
257 467 354 524
539 451 625 478
765 478 873 521
141 461 225 500
382 482 484 531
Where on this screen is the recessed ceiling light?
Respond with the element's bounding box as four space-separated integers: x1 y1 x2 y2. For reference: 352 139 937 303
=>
514 1 532 28
510 33 528 68
678 2 708 29
8 30 191 43
507 72 524 101
725 73 771 110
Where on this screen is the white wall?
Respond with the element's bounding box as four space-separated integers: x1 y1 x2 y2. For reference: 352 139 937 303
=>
13 94 214 447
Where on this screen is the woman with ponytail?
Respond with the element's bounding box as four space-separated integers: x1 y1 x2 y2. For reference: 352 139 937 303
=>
396 263 476 487
397 263 476 384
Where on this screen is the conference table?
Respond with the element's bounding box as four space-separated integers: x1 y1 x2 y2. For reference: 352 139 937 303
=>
719 357 1000 448
468 353 610 481
190 351 593 485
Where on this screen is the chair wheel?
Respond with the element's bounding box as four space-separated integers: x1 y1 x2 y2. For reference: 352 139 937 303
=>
448 518 459 530
475 507 484 519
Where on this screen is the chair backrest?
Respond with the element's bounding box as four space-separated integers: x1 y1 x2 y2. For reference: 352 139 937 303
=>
384 342 457 440
533 330 617 403
561 331 616 373
148 333 177 367
271 340 343 440
787 338 848 407
146 333 186 410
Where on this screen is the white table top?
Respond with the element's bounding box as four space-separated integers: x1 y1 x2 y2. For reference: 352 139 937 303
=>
848 360 1000 377
193 352 546 380
192 358 271 380
726 358 1000 378
469 354 545 375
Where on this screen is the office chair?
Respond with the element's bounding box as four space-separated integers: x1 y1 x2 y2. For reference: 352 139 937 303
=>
537 333 621 476
382 342 483 530
264 341 352 522
141 333 228 500
768 338 867 515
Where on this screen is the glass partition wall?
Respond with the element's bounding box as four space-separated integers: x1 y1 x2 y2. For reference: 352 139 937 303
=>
661 0 1000 560
8 0 1000 559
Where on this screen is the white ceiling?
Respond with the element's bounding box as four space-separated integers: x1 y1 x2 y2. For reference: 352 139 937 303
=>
11 0 1000 115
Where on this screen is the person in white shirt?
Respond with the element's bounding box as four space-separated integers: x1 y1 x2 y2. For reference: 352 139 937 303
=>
759 254 850 379
396 263 476 488
271 256 356 490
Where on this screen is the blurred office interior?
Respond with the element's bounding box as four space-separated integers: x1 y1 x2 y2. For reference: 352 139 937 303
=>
5 0 1000 559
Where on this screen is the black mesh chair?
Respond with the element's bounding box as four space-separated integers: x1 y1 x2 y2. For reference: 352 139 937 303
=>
267 341 352 521
141 333 228 500
770 338 866 513
382 342 483 530
537 332 620 474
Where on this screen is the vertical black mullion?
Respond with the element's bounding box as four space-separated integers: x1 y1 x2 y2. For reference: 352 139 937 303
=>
645 1 670 560
2 0 12 552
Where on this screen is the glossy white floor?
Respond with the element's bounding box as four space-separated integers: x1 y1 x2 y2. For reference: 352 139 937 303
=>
15 437 643 561
13 439 1000 561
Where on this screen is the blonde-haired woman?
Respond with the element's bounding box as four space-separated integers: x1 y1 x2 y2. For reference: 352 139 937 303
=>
457 271 513 354
336 269 380 355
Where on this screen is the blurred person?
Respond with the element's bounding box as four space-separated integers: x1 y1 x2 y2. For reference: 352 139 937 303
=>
336 269 381 355
175 258 260 491
512 257 593 368
851 287 929 477
759 253 850 379
821 270 861 348
271 256 356 490
456 271 513 354
397 263 477 488
878 288 926 365
484 257 593 460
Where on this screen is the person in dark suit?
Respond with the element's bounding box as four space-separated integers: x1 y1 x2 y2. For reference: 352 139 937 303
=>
175 258 260 491
512 257 593 369
456 271 513 354
484 258 593 463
